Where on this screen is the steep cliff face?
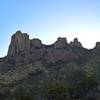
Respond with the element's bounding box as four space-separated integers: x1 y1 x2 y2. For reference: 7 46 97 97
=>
8 31 30 56
7 31 89 64
7 31 100 68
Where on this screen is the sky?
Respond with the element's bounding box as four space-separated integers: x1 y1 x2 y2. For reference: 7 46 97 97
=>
0 0 100 57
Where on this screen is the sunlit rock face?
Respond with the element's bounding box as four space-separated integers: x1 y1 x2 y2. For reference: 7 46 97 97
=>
70 38 82 48
8 31 30 56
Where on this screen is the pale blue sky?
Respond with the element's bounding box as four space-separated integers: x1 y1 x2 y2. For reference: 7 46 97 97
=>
0 0 100 57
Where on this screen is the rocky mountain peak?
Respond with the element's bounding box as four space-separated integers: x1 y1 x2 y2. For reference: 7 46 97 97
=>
54 37 68 48
0 31 100 100
14 30 22 34
95 42 100 49
8 31 30 56
70 38 82 47
7 31 87 64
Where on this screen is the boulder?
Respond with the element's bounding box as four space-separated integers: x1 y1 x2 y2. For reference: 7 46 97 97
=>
30 38 43 48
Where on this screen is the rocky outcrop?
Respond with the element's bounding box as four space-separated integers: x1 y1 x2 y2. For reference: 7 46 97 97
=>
54 37 68 48
8 31 30 56
30 39 43 48
95 42 100 49
0 31 100 100
7 31 86 64
70 38 82 47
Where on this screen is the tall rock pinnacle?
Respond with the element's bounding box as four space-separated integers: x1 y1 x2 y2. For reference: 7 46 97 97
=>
7 31 85 64
8 31 30 56
70 38 82 47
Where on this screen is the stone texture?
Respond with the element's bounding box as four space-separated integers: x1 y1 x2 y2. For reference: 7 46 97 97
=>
30 38 43 48
70 38 82 47
7 32 84 63
45 48 75 63
8 31 30 56
54 37 68 48
1 31 100 100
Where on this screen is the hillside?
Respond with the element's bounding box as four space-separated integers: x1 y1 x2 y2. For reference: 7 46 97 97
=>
0 31 100 100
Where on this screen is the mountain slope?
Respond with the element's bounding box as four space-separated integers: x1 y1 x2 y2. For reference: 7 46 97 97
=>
0 31 100 100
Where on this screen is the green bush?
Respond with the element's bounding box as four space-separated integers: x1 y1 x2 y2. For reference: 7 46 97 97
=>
13 87 34 100
43 80 71 100
42 69 97 100
68 69 97 100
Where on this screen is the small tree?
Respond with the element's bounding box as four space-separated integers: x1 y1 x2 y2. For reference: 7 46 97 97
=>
43 80 71 100
68 69 97 100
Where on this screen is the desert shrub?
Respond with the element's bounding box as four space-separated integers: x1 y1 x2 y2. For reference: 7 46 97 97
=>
42 69 97 100
42 80 71 100
68 69 97 100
